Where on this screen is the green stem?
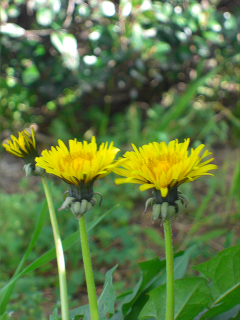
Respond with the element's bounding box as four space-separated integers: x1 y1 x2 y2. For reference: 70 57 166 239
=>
78 215 99 320
164 219 174 320
41 176 69 320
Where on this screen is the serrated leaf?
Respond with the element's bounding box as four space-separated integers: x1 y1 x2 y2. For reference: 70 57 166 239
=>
69 265 118 320
49 308 60 320
193 245 240 319
98 264 118 318
139 277 213 320
69 304 90 320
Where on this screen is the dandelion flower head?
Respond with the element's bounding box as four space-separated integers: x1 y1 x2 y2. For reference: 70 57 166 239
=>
35 136 121 186
114 138 217 197
2 128 38 163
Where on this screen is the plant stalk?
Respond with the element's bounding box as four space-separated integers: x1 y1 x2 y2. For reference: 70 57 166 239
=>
164 219 174 320
41 176 69 320
78 215 99 320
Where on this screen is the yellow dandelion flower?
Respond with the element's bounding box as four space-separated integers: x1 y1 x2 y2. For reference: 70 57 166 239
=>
35 136 121 217
36 136 120 186
2 128 39 164
114 138 217 198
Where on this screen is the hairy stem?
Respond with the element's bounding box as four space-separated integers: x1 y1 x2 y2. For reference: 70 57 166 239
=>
164 219 174 320
78 215 99 320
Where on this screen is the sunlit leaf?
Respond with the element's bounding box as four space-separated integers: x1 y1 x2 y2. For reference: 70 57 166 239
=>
0 23 25 37
36 8 53 26
50 32 80 69
100 1 116 17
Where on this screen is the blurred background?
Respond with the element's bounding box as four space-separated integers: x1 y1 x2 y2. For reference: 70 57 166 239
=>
0 0 240 318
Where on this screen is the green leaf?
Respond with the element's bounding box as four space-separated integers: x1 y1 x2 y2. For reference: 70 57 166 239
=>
192 229 227 244
193 244 240 319
69 304 90 320
118 246 196 319
69 265 118 320
50 32 80 69
0 23 25 37
49 308 61 320
139 277 213 320
211 304 240 320
98 264 118 319
146 246 197 293
36 8 53 26
121 256 165 316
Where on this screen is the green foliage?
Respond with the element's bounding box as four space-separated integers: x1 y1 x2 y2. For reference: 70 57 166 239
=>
0 199 48 314
69 265 118 320
0 153 239 318
193 245 240 319
139 277 212 320
49 308 61 320
66 245 240 320
1 0 239 147
0 0 239 318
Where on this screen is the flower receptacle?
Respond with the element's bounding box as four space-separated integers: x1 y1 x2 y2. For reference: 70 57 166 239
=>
58 183 103 219
144 187 189 223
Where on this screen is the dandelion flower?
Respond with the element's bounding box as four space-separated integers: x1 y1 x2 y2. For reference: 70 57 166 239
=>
2 128 39 163
2 127 44 176
114 139 217 221
35 136 121 217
